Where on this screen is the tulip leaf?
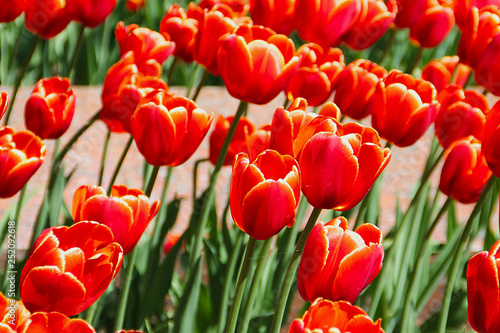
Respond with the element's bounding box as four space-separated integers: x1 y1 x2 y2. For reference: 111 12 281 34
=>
173 257 202 333
48 165 67 227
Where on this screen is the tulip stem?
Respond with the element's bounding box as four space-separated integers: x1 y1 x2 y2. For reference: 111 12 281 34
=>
406 47 423 75
114 246 138 332
226 236 257 333
437 177 498 333
192 158 209 204
144 165 160 197
379 29 396 65
167 57 179 86
270 207 322 333
107 135 134 195
191 68 209 102
98 130 112 186
3 35 40 126
68 25 86 81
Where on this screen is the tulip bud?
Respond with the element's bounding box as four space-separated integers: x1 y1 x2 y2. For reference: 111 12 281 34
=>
24 0 71 39
0 0 27 23
249 0 296 36
66 0 117 28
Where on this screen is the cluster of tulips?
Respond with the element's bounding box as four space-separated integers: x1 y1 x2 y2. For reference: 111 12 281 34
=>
3 0 500 332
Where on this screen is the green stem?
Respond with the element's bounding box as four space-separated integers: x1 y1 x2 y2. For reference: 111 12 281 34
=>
113 246 138 331
107 135 134 195
437 177 497 333
85 296 102 326
191 68 209 102
167 57 180 86
283 96 290 109
144 166 160 197
192 158 209 203
406 47 423 75
98 130 112 186
226 237 257 333
68 25 86 81
463 69 475 89
379 29 396 65
270 207 322 333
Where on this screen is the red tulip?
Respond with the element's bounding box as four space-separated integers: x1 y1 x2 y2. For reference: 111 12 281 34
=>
17 312 95 333
1 92 8 121
24 77 75 140
371 70 439 147
394 0 431 28
0 292 30 331
467 240 500 333
289 298 384 333
20 222 123 316
0 0 27 23
476 33 500 96
249 0 295 35
439 137 492 204
286 43 344 106
125 0 146 12
163 233 182 255
199 0 249 18
482 100 500 177
0 127 46 198
209 115 255 165
421 56 471 94
230 150 300 240
24 0 71 39
297 217 384 303
333 59 386 120
408 0 455 48
72 185 160 255
131 90 213 166
454 0 500 29
66 0 116 28
246 124 271 162
217 24 301 104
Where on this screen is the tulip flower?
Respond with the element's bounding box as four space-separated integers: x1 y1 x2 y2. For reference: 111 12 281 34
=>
297 217 384 303
482 100 500 177
249 0 296 35
217 24 301 105
439 137 492 204
467 240 500 333
72 185 160 255
421 56 471 94
163 233 182 254
476 34 500 96
285 43 344 106
125 0 146 12
435 86 487 148
247 124 271 162
199 0 249 18
371 70 439 147
0 292 30 331
0 127 46 198
454 0 500 29
209 115 255 165
17 312 95 333
20 222 123 316
66 0 117 28
230 150 300 240
24 0 71 39
289 298 384 333
24 77 76 140
131 90 213 166
1 92 8 120
0 0 27 23
333 59 386 120
408 1 455 48
294 0 362 47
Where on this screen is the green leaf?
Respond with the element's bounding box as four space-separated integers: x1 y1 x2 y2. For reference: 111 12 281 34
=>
173 257 202 333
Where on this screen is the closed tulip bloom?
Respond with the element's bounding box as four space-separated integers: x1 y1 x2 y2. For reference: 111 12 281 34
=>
125 0 146 12
17 312 95 333
72 185 160 255
297 217 384 303
334 59 386 120
371 70 439 147
209 115 255 165
217 24 301 105
343 0 397 50
467 240 500 333
394 0 430 28
409 1 455 48
199 0 249 17
482 100 500 177
230 150 300 240
66 0 116 28
455 0 500 29
289 298 384 333
476 34 500 95
249 0 295 35
0 0 27 22
0 292 30 331
1 92 8 120
286 43 344 106
439 137 492 203
24 0 71 39
421 56 471 94
0 127 46 198
247 124 271 162
131 90 213 166
20 222 123 316
24 77 75 140
163 233 182 254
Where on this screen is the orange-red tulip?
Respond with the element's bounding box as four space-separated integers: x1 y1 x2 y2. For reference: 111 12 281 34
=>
454 0 500 29
230 150 300 240
249 0 295 35
217 24 301 105
421 56 471 94
20 222 123 316
334 59 386 120
131 90 213 166
289 298 384 333
66 0 116 28
297 217 384 303
125 0 146 12
17 312 95 333
0 127 46 198
0 292 30 332
482 100 500 177
408 0 455 48
246 124 271 162
209 115 255 165
163 233 182 255
0 0 27 22
72 185 160 255
1 92 8 121
199 0 249 17
24 77 75 140
467 240 500 333
476 33 500 96
286 43 344 106
371 70 439 147
24 0 71 39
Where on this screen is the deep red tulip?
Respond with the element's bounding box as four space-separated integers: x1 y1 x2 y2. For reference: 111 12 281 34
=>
247 124 271 162
0 0 27 22
24 77 75 140
294 0 362 47
334 59 386 120
249 0 295 35
1 92 8 121
24 0 71 39
435 86 487 148
421 56 471 94
66 0 116 28
217 24 301 104
439 137 492 204
230 150 300 240
455 0 500 29
0 292 30 332
20 222 123 316
467 240 500 333
0 127 46 198
343 0 397 50
297 217 384 303
299 121 391 210
209 115 255 165
131 90 213 166
17 312 95 333
394 0 431 28
482 100 500 177
371 70 439 147
286 43 344 106
408 0 455 48
72 185 160 255
125 0 146 12
476 33 500 96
